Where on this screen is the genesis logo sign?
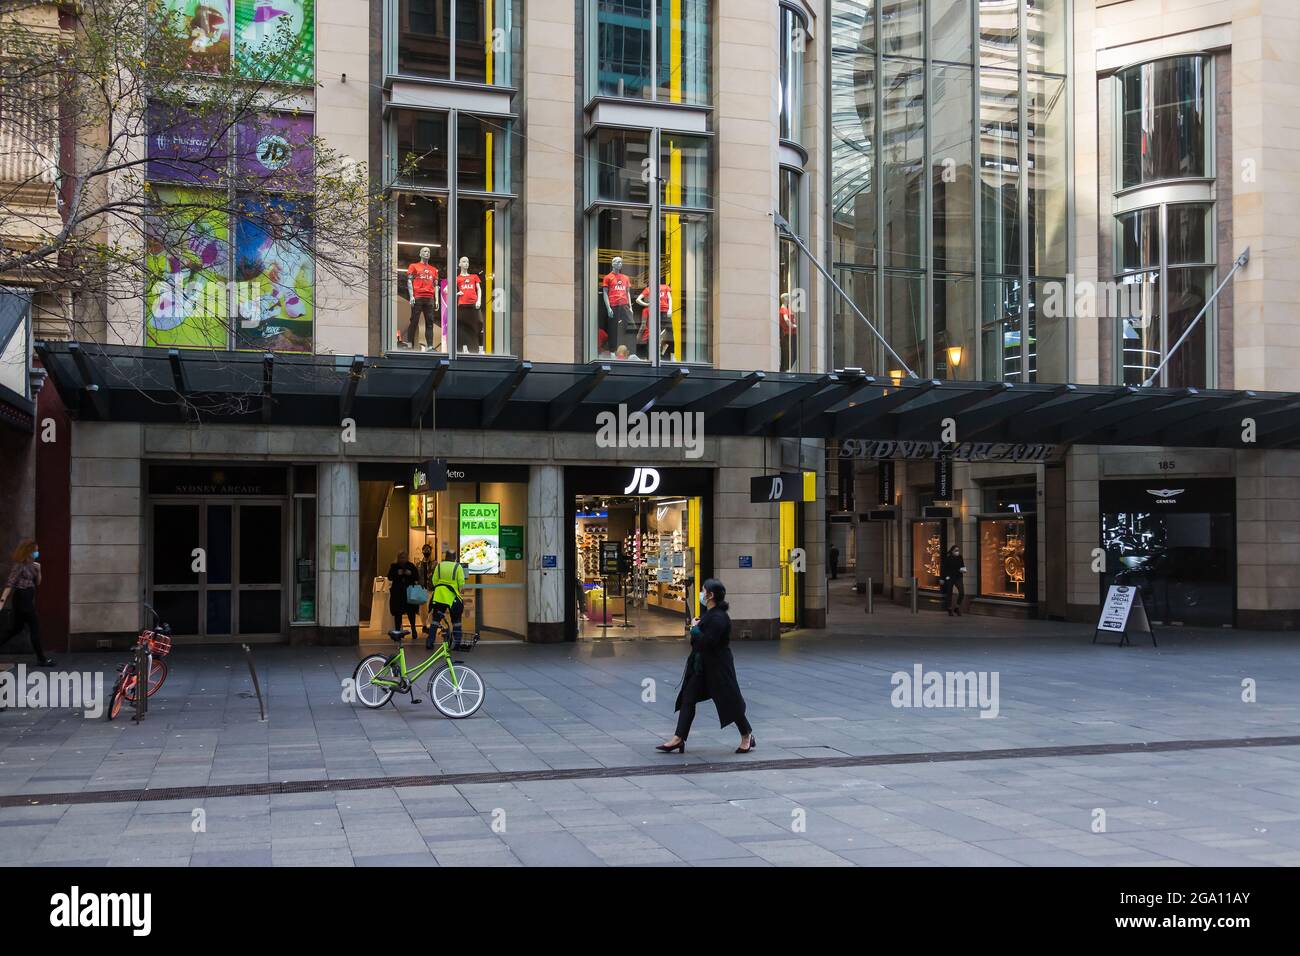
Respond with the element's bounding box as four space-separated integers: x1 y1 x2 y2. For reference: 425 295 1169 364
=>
1146 488 1185 504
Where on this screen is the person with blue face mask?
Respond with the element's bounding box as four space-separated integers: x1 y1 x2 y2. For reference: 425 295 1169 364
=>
1 538 53 666
656 578 755 755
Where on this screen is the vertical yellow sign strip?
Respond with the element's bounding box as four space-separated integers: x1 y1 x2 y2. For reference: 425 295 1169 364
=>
689 496 702 620
484 3 495 353
779 501 796 624
485 138 495 354
668 1 684 360
667 142 683 361
486 1 494 84
670 0 682 103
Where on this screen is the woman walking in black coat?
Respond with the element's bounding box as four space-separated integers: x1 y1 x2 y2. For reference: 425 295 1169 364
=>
657 578 755 754
940 545 966 616
387 550 421 637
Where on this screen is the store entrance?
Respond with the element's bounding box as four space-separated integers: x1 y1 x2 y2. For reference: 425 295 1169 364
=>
574 494 700 640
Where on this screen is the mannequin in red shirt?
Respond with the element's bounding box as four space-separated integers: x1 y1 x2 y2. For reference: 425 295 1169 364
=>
455 256 484 353
779 291 797 370
636 283 673 360
600 256 633 356
402 246 440 351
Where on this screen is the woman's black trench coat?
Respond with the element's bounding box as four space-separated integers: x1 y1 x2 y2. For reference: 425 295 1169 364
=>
674 604 747 729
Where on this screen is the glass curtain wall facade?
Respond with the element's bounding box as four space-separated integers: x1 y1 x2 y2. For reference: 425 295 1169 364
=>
386 111 519 355
585 128 714 363
830 0 1068 381
1111 55 1215 387
779 3 811 372
384 1 523 356
589 0 711 104
393 0 517 87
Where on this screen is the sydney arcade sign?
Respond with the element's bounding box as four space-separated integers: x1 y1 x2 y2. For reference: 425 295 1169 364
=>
839 439 1058 463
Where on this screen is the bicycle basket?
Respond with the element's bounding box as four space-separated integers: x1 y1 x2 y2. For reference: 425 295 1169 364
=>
146 632 173 658
452 632 479 651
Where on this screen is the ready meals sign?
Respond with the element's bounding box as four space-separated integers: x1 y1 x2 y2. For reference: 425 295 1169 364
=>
458 503 501 575
459 503 499 536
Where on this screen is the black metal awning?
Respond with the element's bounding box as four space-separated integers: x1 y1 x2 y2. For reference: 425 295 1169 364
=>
32 342 1300 449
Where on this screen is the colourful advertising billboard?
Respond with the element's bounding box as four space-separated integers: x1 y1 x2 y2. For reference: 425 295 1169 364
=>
234 1 315 85
161 1 233 74
145 187 231 348
236 112 314 189
234 195 314 351
147 102 230 185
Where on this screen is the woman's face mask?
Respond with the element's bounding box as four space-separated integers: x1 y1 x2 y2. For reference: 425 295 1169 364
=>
699 590 710 606
32 551 39 560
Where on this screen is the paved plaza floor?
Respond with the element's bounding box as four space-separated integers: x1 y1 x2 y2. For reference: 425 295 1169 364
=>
2 593 1299 866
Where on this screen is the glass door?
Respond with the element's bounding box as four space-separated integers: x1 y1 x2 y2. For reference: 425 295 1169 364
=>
148 498 285 639
150 502 202 636
237 502 285 635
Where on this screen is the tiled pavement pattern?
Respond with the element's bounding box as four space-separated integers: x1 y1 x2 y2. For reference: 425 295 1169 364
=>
3 748 1300 866
2 598 1299 865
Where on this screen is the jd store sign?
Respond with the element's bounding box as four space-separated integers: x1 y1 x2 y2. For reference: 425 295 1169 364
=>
749 472 817 503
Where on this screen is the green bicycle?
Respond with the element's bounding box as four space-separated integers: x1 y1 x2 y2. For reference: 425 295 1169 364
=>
352 627 485 717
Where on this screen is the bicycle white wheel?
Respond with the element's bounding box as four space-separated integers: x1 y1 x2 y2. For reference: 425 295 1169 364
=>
353 654 397 709
427 663 484 718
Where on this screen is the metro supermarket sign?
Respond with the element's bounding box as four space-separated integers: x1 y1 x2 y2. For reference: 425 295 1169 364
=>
840 440 1057 463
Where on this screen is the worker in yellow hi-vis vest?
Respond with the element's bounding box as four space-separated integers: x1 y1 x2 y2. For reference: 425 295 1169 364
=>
426 548 466 650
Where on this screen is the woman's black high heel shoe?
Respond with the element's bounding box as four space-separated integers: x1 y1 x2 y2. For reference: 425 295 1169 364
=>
655 740 685 753
735 735 757 754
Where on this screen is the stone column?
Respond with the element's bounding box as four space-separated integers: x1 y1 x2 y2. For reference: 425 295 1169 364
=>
317 461 360 644
1065 446 1101 621
527 464 565 642
716 437 780 639
521 1 577 361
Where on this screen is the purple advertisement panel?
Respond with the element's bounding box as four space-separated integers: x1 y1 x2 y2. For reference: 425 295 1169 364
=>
147 103 231 185
236 113 315 190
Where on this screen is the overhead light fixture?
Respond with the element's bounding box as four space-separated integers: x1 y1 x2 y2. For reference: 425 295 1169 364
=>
947 346 963 368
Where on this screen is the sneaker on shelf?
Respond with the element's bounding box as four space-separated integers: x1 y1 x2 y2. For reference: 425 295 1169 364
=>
478 346 485 354
461 345 469 354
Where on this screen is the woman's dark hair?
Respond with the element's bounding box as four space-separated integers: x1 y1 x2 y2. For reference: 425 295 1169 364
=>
701 578 728 610
948 545 961 553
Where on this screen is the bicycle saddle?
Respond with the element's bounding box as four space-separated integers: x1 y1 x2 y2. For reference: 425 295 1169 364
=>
387 628 407 643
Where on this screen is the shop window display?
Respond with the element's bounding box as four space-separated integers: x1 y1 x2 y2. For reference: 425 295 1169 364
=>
978 516 1030 600
575 494 698 637
911 519 945 590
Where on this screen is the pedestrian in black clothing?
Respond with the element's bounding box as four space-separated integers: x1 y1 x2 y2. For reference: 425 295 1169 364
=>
387 550 421 638
829 544 840 580
657 578 755 754
1 538 54 666
940 545 966 616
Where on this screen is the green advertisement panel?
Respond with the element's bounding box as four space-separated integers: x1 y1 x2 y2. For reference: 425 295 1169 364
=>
235 0 315 85
459 503 501 575
500 525 523 561
145 187 230 348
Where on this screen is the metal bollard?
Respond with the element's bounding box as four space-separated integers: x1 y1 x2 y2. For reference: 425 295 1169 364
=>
242 644 267 721
132 642 149 722
865 576 873 614
910 577 919 615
